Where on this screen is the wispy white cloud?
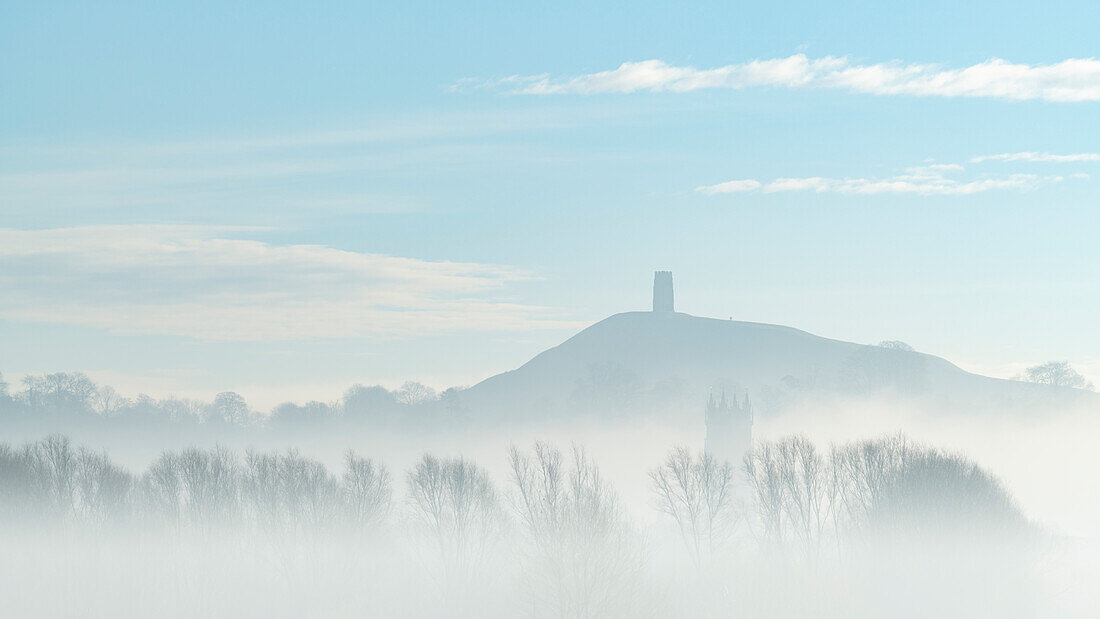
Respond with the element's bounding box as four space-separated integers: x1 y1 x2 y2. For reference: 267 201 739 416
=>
694 179 761 195
970 151 1100 163
1 108 603 159
768 174 1052 195
696 162 1075 197
906 163 965 175
469 54 1100 102
0 226 579 341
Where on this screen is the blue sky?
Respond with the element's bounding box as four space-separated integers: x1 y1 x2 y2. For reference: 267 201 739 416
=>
2 0 1098 406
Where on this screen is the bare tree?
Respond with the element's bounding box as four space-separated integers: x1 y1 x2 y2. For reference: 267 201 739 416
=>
406 454 503 574
241 449 344 535
242 449 284 531
20 373 98 411
744 436 831 561
395 381 438 406
650 447 738 568
1016 361 1095 390
829 434 913 541
867 446 1023 539
510 443 644 618
342 450 391 532
74 447 133 526
93 385 129 417
176 446 240 534
280 451 341 532
27 434 78 518
0 373 14 416
158 397 206 424
744 441 786 547
877 340 914 351
830 434 1028 546
0 442 42 521
342 384 399 426
777 436 830 561
206 391 253 426
141 452 183 527
2 436 129 525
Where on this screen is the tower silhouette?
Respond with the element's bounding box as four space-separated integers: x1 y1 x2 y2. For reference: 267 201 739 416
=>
705 392 753 466
653 271 674 312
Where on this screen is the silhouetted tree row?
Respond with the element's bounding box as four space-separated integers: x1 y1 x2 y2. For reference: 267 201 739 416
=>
3 361 1094 439
2 433 1028 551
0 435 392 536
0 432 1038 617
0 371 466 432
742 434 1029 563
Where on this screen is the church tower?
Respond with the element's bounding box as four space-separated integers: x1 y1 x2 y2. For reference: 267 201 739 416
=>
653 271 674 312
705 392 753 466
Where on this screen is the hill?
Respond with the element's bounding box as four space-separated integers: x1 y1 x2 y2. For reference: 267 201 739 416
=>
459 311 1098 423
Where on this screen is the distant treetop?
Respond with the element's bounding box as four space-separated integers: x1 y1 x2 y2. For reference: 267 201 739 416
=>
877 340 915 352
1016 361 1095 391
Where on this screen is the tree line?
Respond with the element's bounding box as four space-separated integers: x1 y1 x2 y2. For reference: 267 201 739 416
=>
1 362 1092 434
0 371 462 432
0 432 1036 617
1 432 1028 547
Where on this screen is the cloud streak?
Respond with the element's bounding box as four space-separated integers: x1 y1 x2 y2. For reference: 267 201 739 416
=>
0 226 579 341
0 107 627 219
970 151 1100 163
696 162 1078 197
474 54 1100 102
694 179 762 195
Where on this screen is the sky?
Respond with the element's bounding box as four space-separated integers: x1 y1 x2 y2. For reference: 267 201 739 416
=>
1 0 1098 408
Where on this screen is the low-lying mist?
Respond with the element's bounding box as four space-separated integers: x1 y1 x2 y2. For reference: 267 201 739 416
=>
0 429 1094 618
2 370 1098 616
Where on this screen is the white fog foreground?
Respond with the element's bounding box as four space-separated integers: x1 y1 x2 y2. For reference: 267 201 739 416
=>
0 433 1094 618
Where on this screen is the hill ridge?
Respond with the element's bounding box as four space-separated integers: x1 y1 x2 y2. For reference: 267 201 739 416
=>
459 311 1097 421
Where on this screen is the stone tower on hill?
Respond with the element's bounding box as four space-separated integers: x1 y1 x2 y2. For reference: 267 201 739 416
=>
653 271 674 312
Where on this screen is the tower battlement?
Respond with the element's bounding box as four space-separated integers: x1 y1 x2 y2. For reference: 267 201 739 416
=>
653 271 674 312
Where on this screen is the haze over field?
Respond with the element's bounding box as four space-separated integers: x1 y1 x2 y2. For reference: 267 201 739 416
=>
3 0 1099 616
